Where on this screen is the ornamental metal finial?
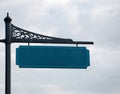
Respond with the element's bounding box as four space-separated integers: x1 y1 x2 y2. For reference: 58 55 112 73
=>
4 12 12 22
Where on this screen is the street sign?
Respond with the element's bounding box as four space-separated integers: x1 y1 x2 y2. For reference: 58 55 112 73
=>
1 14 93 94
16 46 90 69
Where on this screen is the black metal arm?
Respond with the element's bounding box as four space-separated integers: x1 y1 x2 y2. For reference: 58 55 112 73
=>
10 24 93 45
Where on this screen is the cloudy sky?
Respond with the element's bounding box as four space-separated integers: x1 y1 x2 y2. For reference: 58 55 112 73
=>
0 0 120 94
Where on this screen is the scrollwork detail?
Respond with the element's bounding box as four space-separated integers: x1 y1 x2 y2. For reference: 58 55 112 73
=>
11 25 73 43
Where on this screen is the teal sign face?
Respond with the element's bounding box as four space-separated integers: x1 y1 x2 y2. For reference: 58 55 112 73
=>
16 46 90 69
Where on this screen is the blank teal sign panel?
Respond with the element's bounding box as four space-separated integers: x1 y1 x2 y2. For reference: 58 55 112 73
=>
16 46 90 69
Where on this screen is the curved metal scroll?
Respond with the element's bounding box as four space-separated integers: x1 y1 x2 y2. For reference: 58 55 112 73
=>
11 24 94 45
11 25 73 43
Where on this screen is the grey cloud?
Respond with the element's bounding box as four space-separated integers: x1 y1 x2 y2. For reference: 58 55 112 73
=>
72 2 120 48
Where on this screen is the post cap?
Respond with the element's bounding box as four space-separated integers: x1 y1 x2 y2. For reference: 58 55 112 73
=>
4 13 12 23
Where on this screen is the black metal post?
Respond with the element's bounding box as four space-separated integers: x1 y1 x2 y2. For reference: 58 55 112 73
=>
4 13 12 94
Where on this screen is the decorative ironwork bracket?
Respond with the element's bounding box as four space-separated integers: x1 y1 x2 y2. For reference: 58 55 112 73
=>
10 25 94 45
11 25 73 44
0 24 94 45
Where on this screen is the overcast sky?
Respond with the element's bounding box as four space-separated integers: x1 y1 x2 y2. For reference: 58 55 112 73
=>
0 0 120 94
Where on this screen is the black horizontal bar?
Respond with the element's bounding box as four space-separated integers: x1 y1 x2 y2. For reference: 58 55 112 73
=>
0 38 94 45
0 39 5 43
11 39 93 45
73 41 94 45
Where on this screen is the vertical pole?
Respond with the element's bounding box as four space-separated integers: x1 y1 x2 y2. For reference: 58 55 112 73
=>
4 13 12 94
